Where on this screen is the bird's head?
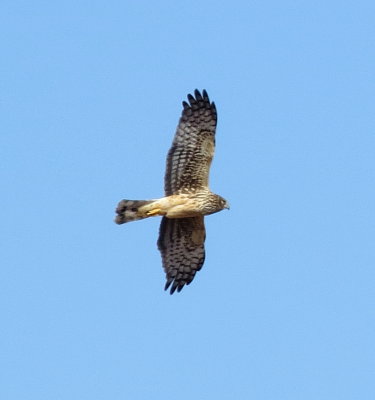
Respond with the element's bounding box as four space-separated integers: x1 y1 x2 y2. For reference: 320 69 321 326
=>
218 196 230 210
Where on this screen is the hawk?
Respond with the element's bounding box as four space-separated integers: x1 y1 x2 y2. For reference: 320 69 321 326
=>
115 89 229 294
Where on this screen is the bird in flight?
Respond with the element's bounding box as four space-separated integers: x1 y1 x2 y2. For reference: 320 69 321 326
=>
115 89 229 294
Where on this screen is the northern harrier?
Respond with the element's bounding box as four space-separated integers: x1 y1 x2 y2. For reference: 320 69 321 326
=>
115 90 229 294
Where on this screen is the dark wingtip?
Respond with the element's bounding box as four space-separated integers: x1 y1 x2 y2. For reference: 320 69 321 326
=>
170 280 179 294
185 89 212 108
164 279 186 294
194 89 203 100
164 279 172 291
187 93 196 105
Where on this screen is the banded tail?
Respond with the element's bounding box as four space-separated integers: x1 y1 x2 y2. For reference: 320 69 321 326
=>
115 199 156 224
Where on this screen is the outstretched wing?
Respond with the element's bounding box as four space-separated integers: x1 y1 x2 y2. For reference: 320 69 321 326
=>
157 216 206 294
164 89 217 196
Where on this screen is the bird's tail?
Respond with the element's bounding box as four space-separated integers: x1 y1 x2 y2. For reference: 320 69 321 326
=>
115 199 160 224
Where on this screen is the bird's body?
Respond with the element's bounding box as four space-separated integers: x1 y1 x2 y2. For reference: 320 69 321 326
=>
115 90 228 293
115 191 226 222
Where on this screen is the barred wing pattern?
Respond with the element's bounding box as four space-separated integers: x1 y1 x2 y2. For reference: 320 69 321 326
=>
159 90 216 293
164 89 217 196
158 216 206 294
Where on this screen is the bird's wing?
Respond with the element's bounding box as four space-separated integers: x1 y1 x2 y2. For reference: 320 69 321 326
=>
164 89 217 196
157 216 206 294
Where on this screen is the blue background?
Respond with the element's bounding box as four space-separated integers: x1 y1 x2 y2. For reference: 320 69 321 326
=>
1 1 374 399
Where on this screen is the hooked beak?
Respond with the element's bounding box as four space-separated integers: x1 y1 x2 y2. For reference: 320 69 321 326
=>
225 201 230 210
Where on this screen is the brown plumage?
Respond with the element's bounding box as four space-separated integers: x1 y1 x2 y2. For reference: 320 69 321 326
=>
115 90 228 294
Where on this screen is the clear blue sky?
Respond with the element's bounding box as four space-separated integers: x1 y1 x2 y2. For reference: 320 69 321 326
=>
1 1 374 399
